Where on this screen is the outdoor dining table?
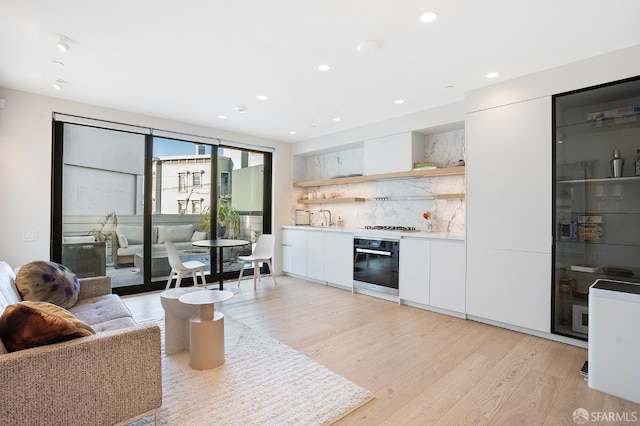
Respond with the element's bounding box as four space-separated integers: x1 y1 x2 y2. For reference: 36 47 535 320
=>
192 239 250 293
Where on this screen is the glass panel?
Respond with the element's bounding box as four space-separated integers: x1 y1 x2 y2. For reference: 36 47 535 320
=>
553 77 640 340
151 138 213 284
61 124 146 288
217 145 264 280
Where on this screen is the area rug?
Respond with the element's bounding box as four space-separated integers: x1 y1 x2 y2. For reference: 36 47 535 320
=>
130 316 373 425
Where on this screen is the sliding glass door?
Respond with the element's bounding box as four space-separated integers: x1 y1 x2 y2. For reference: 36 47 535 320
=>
52 119 273 294
53 122 148 292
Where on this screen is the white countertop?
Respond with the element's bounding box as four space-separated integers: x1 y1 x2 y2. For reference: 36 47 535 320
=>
282 225 464 241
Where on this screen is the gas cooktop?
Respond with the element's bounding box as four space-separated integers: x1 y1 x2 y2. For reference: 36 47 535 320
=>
363 225 417 232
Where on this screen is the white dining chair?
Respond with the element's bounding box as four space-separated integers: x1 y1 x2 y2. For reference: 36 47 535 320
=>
165 240 207 289
237 234 277 290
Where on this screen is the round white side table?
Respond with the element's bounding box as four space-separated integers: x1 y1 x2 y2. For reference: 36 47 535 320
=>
160 287 202 355
179 290 234 370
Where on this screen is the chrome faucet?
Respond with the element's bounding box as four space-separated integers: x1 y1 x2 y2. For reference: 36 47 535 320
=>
319 209 332 227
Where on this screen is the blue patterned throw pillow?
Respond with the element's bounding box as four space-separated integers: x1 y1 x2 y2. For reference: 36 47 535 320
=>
15 261 80 308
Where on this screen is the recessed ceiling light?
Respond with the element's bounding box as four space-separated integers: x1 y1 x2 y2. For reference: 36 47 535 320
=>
309 125 316 129
257 95 268 100
444 85 455 89
486 71 500 79
235 105 247 113
333 117 342 122
218 115 227 119
289 131 297 135
318 64 331 71
57 37 71 52
53 81 63 91
420 12 438 23
394 99 405 104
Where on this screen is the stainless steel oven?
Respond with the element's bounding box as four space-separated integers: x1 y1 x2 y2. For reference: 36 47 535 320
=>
353 236 399 296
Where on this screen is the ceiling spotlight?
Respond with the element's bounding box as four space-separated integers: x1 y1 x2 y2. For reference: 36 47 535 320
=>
218 115 227 119
235 105 247 113
333 117 342 122
257 95 268 100
486 71 500 79
420 12 438 23
357 40 380 54
318 64 331 71
444 85 455 89
53 80 64 91
57 37 71 52
394 99 405 104
289 131 297 135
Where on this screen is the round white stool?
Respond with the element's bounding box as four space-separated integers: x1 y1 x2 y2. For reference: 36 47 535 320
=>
160 287 202 355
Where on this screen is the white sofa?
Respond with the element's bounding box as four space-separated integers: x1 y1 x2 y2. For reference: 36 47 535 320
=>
0 261 162 425
113 224 206 267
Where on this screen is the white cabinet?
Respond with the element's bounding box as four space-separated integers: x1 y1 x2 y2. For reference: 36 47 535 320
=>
323 232 353 288
281 228 308 276
399 238 430 305
430 240 465 314
465 96 552 333
364 132 424 175
306 230 324 281
282 228 353 288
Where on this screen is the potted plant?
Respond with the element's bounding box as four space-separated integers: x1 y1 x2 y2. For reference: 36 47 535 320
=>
198 203 240 238
216 202 240 238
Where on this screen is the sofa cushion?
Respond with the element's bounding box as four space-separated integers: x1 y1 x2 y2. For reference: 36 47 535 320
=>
0 301 94 352
157 224 194 244
118 234 129 248
16 261 80 309
69 294 133 326
116 225 144 245
116 225 158 245
90 316 137 333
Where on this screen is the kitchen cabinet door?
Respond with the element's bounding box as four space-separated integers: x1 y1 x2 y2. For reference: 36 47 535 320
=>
467 246 551 332
364 132 424 175
399 238 430 305
282 229 293 273
288 229 308 277
306 230 324 281
323 232 353 288
465 96 552 333
430 240 465 314
466 97 552 253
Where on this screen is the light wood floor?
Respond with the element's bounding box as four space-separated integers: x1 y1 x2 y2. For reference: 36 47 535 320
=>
123 276 640 425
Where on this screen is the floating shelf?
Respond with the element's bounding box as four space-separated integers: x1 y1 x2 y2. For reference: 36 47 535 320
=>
293 166 465 188
297 197 366 204
436 193 466 200
557 176 640 184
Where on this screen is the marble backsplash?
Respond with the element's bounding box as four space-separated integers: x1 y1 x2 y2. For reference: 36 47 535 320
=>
292 129 466 233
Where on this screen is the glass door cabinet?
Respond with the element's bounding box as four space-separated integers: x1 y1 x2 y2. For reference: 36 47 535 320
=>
553 76 640 340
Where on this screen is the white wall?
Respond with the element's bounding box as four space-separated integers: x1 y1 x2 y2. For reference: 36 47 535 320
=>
0 88 292 269
466 44 640 113
294 101 465 155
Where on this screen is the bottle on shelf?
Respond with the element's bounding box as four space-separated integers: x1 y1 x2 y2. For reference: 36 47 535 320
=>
611 149 624 178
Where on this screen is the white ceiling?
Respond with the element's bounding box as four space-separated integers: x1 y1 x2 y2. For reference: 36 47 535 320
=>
2 1 640 143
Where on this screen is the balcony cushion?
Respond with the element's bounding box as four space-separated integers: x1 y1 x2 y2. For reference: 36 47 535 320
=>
157 224 194 244
15 261 80 309
0 301 94 352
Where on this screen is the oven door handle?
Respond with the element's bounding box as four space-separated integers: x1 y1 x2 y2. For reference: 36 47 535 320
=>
355 248 392 256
